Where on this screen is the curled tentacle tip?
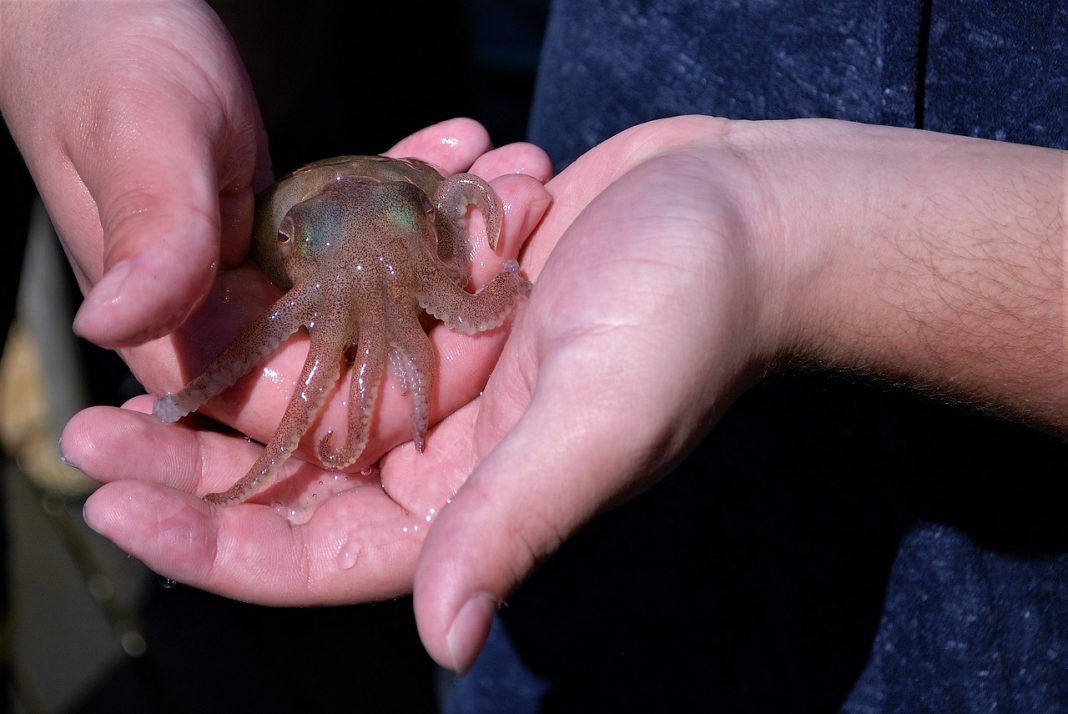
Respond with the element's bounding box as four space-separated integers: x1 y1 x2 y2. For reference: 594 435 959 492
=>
316 431 366 471
153 394 185 424
485 224 501 251
316 431 337 463
501 260 533 296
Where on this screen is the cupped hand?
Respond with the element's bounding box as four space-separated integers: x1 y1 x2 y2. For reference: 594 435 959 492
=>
61 118 553 601
63 115 782 666
409 115 1068 671
7 0 557 604
408 116 785 669
61 120 552 601
0 0 268 350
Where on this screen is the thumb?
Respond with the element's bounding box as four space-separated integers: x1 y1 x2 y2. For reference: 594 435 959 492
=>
0 1 269 348
68 105 263 348
412 359 644 672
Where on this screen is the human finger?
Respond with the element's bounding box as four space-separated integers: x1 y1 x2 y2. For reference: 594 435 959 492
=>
81 476 421 605
385 117 493 174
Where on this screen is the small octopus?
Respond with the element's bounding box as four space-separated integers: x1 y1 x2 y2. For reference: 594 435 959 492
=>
153 156 531 504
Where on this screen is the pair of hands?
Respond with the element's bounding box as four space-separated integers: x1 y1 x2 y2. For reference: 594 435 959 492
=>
2 2 764 672
6 1 1065 674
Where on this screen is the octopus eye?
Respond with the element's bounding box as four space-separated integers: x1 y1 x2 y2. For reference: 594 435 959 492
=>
277 215 296 258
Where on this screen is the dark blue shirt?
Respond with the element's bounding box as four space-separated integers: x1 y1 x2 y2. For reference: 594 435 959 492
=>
531 0 1068 162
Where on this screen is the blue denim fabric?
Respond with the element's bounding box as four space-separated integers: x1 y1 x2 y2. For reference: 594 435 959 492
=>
441 618 549 714
845 524 1068 713
530 0 1068 166
445 1 1068 712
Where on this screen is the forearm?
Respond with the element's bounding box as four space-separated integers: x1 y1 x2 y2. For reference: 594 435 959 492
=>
743 120 1067 428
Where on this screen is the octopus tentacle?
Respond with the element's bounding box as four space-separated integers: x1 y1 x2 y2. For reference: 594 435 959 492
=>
384 319 436 452
417 259 532 335
432 172 503 283
316 311 389 470
155 156 534 505
153 281 322 423
204 320 347 505
435 172 502 248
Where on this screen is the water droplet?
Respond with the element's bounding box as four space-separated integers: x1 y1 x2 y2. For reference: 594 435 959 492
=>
272 501 300 522
337 542 361 570
360 465 375 477
160 577 177 590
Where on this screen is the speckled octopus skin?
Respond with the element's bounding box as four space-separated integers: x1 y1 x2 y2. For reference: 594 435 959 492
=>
153 156 531 504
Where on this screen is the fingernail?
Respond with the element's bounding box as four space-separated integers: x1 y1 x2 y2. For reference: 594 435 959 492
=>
81 494 105 536
73 259 134 333
57 437 75 469
445 592 498 673
87 259 134 310
82 502 101 535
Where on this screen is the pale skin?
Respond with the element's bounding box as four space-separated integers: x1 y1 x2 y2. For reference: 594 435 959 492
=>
5 0 1066 674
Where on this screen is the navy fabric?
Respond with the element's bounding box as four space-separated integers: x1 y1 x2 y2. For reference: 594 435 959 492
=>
531 0 926 167
847 524 1068 713
924 2 1068 146
530 0 1068 167
445 1 1068 712
441 618 549 714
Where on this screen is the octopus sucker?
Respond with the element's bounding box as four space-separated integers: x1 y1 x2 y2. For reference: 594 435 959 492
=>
154 156 531 504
